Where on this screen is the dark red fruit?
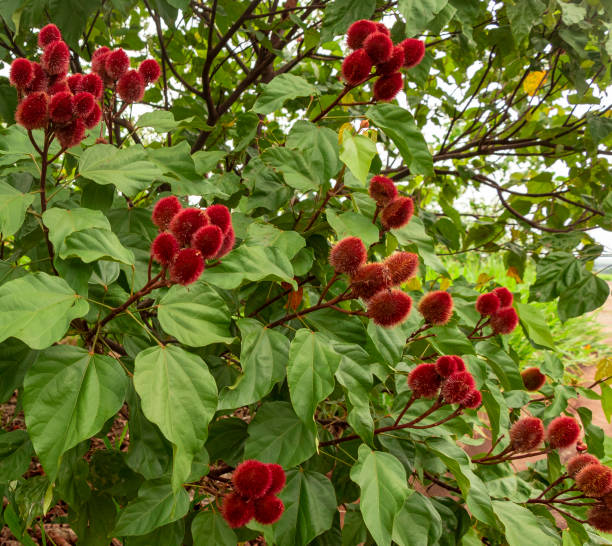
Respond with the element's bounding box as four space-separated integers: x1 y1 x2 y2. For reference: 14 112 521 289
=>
49 91 73 124
384 252 419 286
329 237 367 275
493 286 513 308
510 417 544 452
105 48 130 80
72 91 96 117
435 355 457 378
67 73 84 93
152 195 182 230
83 103 102 129
408 363 442 398
191 225 224 259
369 175 397 206
215 226 235 259
151 232 179 265
139 59 161 84
91 47 110 77
490 307 518 334
547 416 581 449
266 464 286 495
15 91 48 130
55 118 85 149
377 45 405 75
222 492 255 528
575 464 612 497
400 38 425 68
441 371 475 404
381 197 414 229
346 20 377 50
254 495 284 525
81 73 104 98
367 289 412 327
461 389 482 409
363 32 393 64
418 290 453 326
10 58 34 89
521 367 546 391
373 72 403 102
567 454 600 477
233 460 272 500
588 505 612 533
341 49 373 86
205 204 232 234
350 263 391 300
475 292 500 316
169 208 208 246
169 248 204 285
38 24 62 48
117 69 145 103
41 40 70 76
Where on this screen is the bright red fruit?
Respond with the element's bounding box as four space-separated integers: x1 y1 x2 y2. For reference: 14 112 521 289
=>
329 237 367 275
169 208 208 246
47 78 70 95
49 91 73 124
575 464 612 497
441 371 475 404
408 363 442 398
10 58 34 88
254 495 284 525
81 73 104 98
25 62 48 94
346 19 377 49
341 49 373 86
205 204 232 234
418 290 453 326
509 417 544 452
381 197 414 229
117 70 145 103
490 307 518 334
191 225 224 259
375 22 389 35
233 460 272 500
521 367 546 391
475 292 500 316
452 355 466 372
567 454 600 477
169 248 204 285
72 91 95 117
350 263 391 300
139 59 161 84
215 226 235 259
266 464 286 495
152 196 182 230
41 40 70 76
16 92 48 130
83 103 102 129
400 38 425 68
588 505 612 532
363 32 393 64
377 45 405 75
493 286 513 308
67 73 84 93
151 232 179 265
222 492 255 528
38 24 62 48
367 289 412 327
55 118 85 149
461 389 482 409
547 416 581 449
435 355 457 378
384 252 419 286
368 175 397 206
91 47 110 77
373 72 403 102
105 49 130 80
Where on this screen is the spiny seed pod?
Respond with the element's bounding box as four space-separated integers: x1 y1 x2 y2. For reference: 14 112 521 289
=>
435 355 458 378
81 73 104 98
441 371 475 404
475 292 500 316
452 355 466 372
384 252 419 286
169 208 208 246
461 389 482 409
10 58 34 89
38 24 62 48
369 175 398 206
588 505 612 533
377 45 405 76
418 290 453 326
363 32 393 64
350 263 391 300
117 70 145 103
400 38 425 68
67 73 84 94
375 22 389 35
575 464 612 497
151 232 179 266
139 59 161 84
191 225 224 259
47 78 70 95
493 286 513 308
216 226 235 259
381 197 414 229
373 72 403 102
91 47 110 77
547 416 581 449
83 103 102 129
329 237 367 275
521 367 546 392
408 363 442 398
15 92 48 130
152 196 182 230
26 62 48 94
206 204 232 234
170 248 204 285
41 40 70 76
266 464 286 495
341 49 373 86
510 417 544 452
604 492 612 510
49 91 73 124
346 19 377 50
233 460 272 500
567 454 600 477
72 91 95 117
222 492 255 528
254 495 284 525
490 307 519 334
105 48 130 80
55 118 85 149
367 289 412 328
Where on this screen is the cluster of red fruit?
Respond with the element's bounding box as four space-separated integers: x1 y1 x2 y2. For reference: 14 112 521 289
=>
221 460 286 528
151 196 235 285
509 415 581 453
342 19 425 101
368 175 414 230
475 286 519 335
408 355 482 408
521 366 547 391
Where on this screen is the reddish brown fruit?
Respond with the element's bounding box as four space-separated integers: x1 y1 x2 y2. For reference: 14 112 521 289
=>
567 454 600 477
369 175 397 206
81 73 104 98
475 292 500 316
15 92 48 130
452 355 466 372
233 460 272 500
384 252 419 286
47 78 70 95
191 225 224 259
377 45 405 75
341 49 373 86
10 58 34 89
381 197 414 229
83 103 102 129
266 464 286 495
588 505 612 533
329 237 367 275
441 371 475 404
169 208 208 246
151 232 179 265
152 196 182 230
490 307 519 334
105 48 130 80
400 38 425 68
254 495 284 525
418 290 453 326
493 286 513 308
575 464 612 497
91 47 110 77
408 363 442 398
350 263 391 300
346 19 377 49
222 492 255 528
25 62 48 94
49 91 73 124
510 417 544 452
55 118 85 149
373 72 403 102
117 70 145 103
72 91 96 117
521 367 546 391
67 73 84 93
435 355 457 378
367 289 412 327
41 40 70 76
170 248 204 285
363 32 393 64
461 389 482 409
547 416 581 449
215 226 235 259
374 22 389 35
139 59 161 84
38 24 62 48
205 204 232 234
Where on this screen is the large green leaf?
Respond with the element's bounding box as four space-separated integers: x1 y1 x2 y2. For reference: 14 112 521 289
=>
0 272 88 349
158 282 235 347
252 74 316 115
0 180 34 236
558 273 609 322
261 147 319 192
398 0 449 36
0 430 33 483
506 0 546 43
191 511 237 546
392 492 443 546
134 345 218 491
321 0 376 40
515 302 554 348
23 345 127 482
529 252 583 302
492 501 558 546
0 339 37 403
339 133 378 183
326 209 380 247
136 110 179 132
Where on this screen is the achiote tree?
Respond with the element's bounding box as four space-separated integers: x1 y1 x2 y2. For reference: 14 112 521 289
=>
1 0 612 544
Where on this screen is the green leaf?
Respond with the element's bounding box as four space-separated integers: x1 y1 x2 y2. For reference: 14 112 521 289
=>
158 281 235 347
0 272 88 349
393 217 448 275
218 319 289 410
136 111 179 132
492 501 558 546
244 223 306 260
78 144 162 196
321 0 375 40
558 273 609 321
529 253 583 303
515 302 554 348
252 74 316 115
398 0 449 36
288 330 342 424
558 1 586 25
261 147 319 191
350 445 409 546
339 133 378 183
392 492 443 546
506 0 546 43
126 520 185 546
205 418 248 466
134 345 218 491
243 401 316 467
113 479 190 536
0 180 34 236
0 430 33 483
367 104 433 176
601 382 612 423
477 341 524 391
191 510 238 546
23 345 127 482
326 209 380 247
0 339 37 403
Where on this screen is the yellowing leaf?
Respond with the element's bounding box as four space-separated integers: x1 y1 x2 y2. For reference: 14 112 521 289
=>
338 122 353 145
476 273 493 289
596 357 612 382
507 266 523 284
523 71 547 96
405 276 422 291
440 277 451 290
340 92 355 105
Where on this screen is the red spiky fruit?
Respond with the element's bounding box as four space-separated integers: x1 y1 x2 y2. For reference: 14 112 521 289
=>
475 292 500 316
266 464 286 495
105 48 130 80
490 307 519 334
510 417 544 452
346 19 377 50
10 58 33 89
215 226 235 259
83 103 102 129
435 355 457 378
170 248 204 285
15 92 48 130
254 495 284 525
363 32 393 64
493 286 513 308
367 289 412 327
567 454 600 477
441 371 475 404
369 175 397 206
341 49 373 86
329 237 367 275
191 225 224 259
117 69 145 103
407 363 442 398
222 492 255 528
41 40 70 76
48 91 73 124
604 492 612 509
47 77 70 95
233 460 272 500
67 73 83 93
575 464 612 497
375 22 389 35
377 45 405 76
384 252 419 286
81 73 104 98
547 416 581 449
588 505 612 533
452 355 466 372
152 196 182 230
139 59 161 84
72 91 95 117
91 47 110 77
350 263 391 300
521 367 546 392
373 72 403 102
205 204 232 234
400 38 425 68
55 118 85 149
418 290 453 326
461 389 482 409
25 62 48 94
381 197 414 229
151 232 179 265
169 208 208 246
38 24 62 48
